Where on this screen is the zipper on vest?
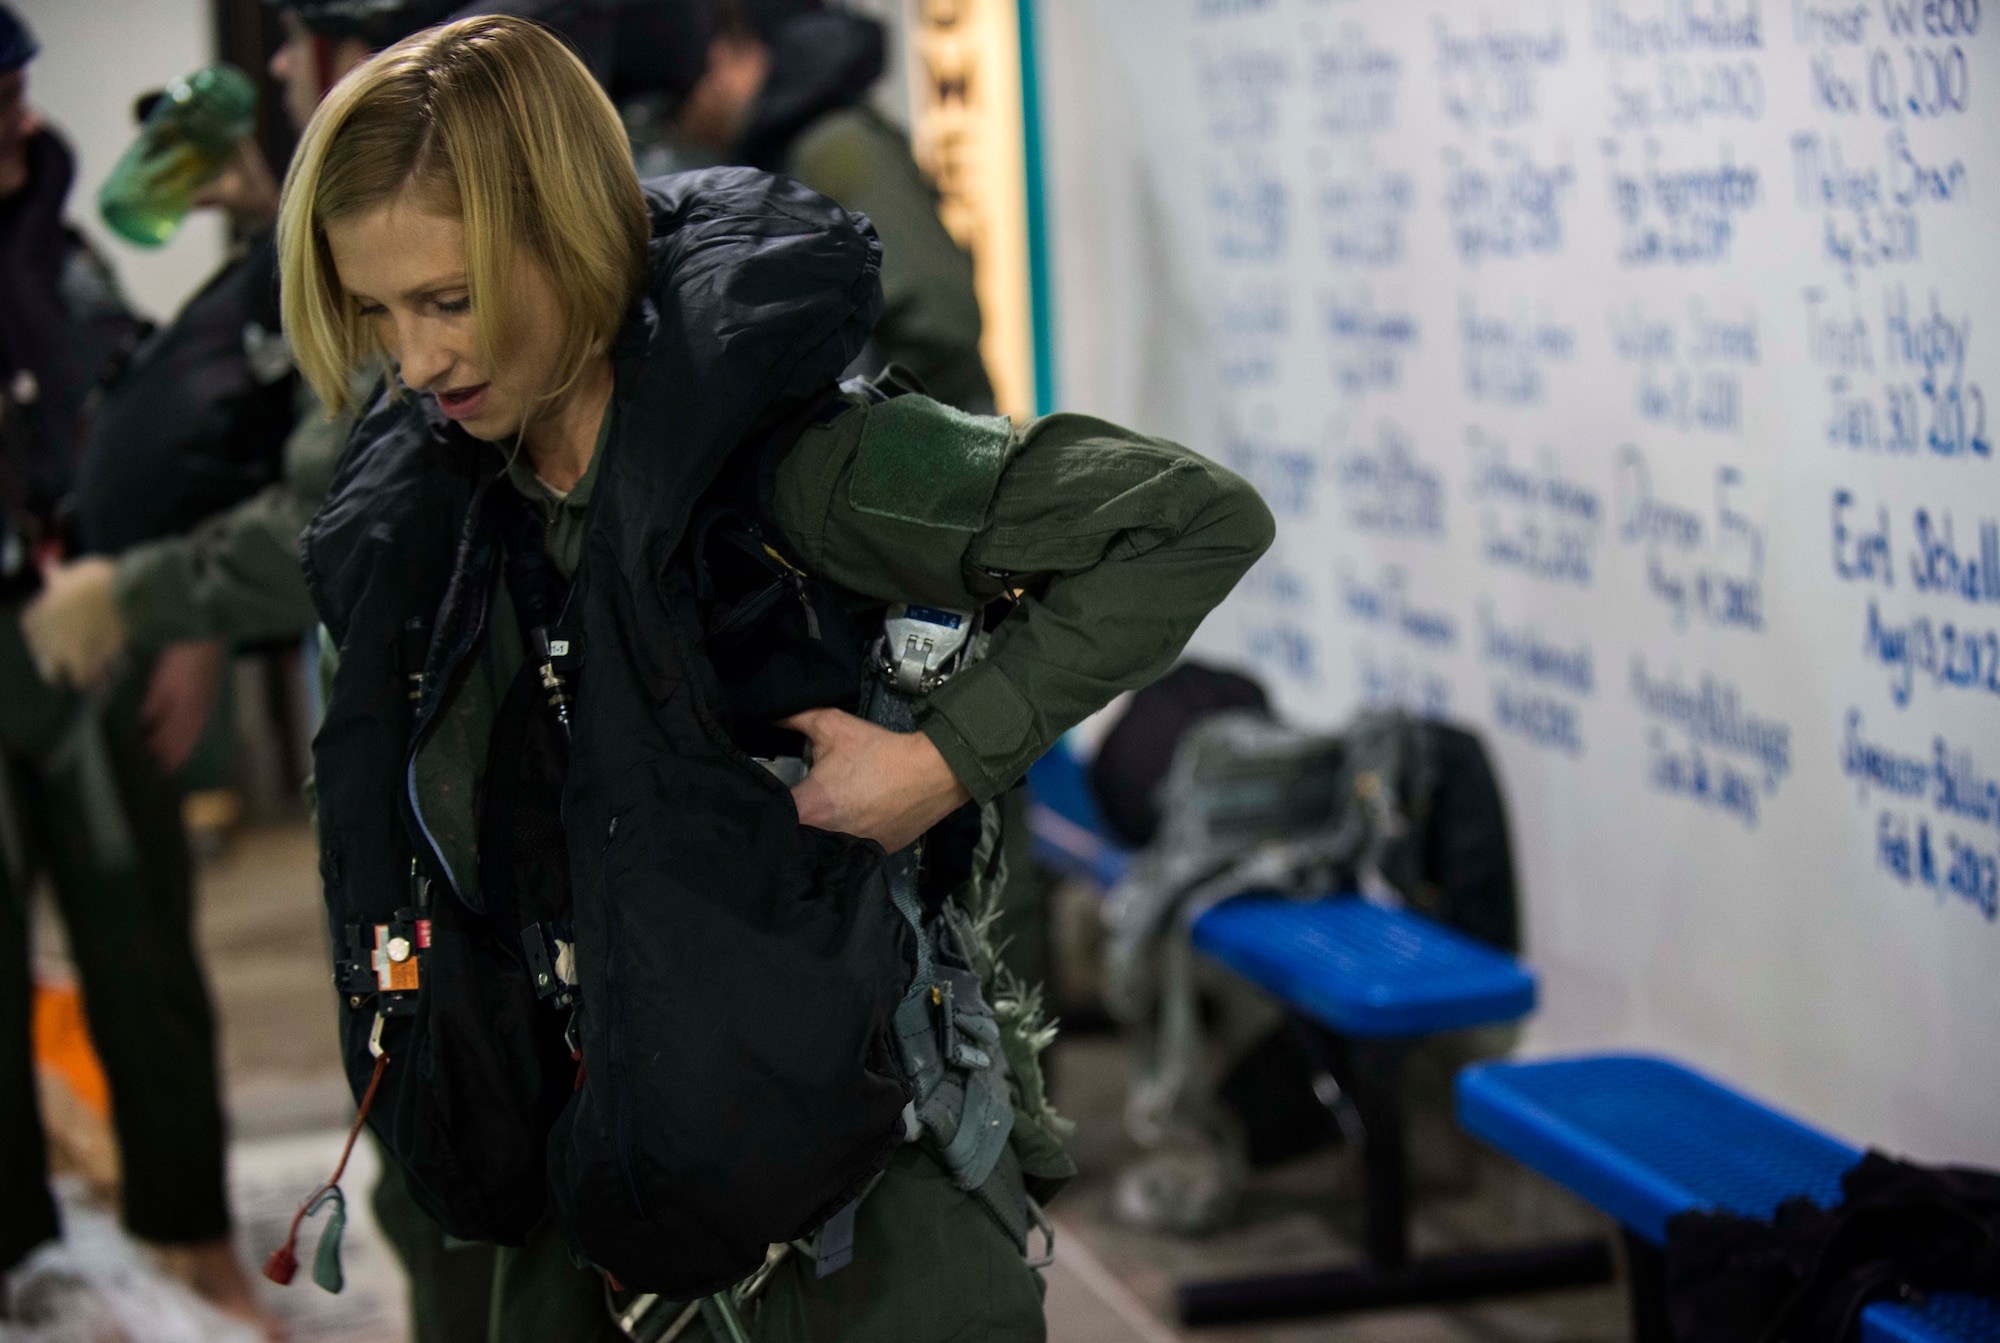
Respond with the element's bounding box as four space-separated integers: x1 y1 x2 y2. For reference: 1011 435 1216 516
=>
401 477 501 908
598 813 646 1218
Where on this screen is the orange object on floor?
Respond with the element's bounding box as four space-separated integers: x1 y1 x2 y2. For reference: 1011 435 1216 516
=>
32 980 111 1119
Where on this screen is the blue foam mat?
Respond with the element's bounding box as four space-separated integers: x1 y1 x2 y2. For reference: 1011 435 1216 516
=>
1456 1055 1862 1246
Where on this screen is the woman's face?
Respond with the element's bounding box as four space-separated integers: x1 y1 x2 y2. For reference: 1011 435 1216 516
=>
326 196 568 442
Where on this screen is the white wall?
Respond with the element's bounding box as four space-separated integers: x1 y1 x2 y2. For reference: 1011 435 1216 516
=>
15 0 224 323
1035 0 2000 1167
839 0 911 130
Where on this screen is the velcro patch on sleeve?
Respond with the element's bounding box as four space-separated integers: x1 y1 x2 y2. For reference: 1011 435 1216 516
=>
848 396 1013 531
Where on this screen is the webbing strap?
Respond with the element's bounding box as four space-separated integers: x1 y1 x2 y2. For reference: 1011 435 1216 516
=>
813 1198 860 1278
862 677 933 999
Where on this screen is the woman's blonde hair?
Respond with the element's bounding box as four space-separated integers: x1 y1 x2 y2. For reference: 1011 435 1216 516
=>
277 14 649 417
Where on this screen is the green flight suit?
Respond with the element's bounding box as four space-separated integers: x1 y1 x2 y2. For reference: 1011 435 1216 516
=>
353 109 1006 1335
0 628 229 1268
325 388 1272 1342
0 174 234 1271
784 107 995 417
783 103 1059 992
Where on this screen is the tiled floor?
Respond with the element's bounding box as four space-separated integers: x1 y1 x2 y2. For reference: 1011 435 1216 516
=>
19 824 1635 1342
1044 1033 1631 1343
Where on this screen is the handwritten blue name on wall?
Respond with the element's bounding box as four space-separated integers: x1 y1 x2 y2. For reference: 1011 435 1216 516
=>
1598 0 1763 129
1843 710 2000 831
1832 489 2000 602
1242 556 1313 610
1808 283 1989 458
1201 47 1288 142
1468 429 1603 584
1219 286 1290 388
1196 0 1274 20
1225 430 1319 517
1358 645 1456 717
1239 554 1322 683
1325 292 1419 392
1462 295 1577 404
1318 169 1414 268
1883 283 1988 458
1592 0 1764 56
1611 299 1758 433
1247 622 1323 683
1434 16 1567 130
1338 421 1447 538
1791 129 1967 270
1631 655 1793 828
1911 510 2000 602
1796 0 1977 123
1481 601 1595 754
1341 566 1460 649
1209 158 1291 263
1848 707 2000 920
1443 143 1576 264
1314 33 1400 135
1609 140 1762 267
1616 448 1766 629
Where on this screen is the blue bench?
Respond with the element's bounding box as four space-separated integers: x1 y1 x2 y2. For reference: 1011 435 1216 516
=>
1026 743 1613 1324
1457 1055 1999 1343
1025 746 1130 889
1869 1297 2000 1343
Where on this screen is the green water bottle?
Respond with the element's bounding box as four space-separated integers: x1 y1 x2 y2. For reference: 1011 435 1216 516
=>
98 63 258 248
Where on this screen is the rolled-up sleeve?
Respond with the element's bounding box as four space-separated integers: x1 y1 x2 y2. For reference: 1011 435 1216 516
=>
773 400 1275 803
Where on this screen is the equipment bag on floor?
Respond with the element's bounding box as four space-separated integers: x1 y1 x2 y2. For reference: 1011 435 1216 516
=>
1096 687 1519 1231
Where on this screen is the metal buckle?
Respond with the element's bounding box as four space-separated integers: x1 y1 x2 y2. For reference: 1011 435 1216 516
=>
879 604 976 694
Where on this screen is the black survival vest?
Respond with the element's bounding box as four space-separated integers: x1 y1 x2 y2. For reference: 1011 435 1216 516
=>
75 233 296 554
304 169 911 1296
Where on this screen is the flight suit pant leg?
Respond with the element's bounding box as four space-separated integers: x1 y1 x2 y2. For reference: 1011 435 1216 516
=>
479 1149 1046 1343
368 1140 498 1343
745 1145 1047 1343
0 750 58 1271
32 664 231 1247
990 788 1050 994
488 1217 624 1343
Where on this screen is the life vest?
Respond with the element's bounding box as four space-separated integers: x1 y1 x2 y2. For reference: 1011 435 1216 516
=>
304 169 912 1297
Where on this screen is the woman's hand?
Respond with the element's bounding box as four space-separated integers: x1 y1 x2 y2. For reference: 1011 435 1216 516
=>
780 708 972 853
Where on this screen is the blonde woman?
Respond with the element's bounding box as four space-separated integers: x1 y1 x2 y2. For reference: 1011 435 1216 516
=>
282 16 1271 1341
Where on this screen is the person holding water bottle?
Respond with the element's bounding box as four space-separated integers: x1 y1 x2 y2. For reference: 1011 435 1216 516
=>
0 6 280 1335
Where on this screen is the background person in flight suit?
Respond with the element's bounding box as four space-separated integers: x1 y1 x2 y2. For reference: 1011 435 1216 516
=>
16 4 459 1338
21 2 454 763
0 4 277 1332
279 17 1272 1339
657 0 996 415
